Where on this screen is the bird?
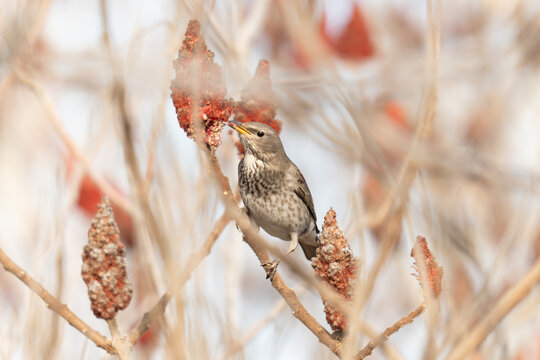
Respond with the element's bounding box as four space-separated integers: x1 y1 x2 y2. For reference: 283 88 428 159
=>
229 120 319 273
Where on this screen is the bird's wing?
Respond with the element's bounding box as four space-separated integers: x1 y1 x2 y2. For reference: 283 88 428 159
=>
290 165 319 233
238 158 246 198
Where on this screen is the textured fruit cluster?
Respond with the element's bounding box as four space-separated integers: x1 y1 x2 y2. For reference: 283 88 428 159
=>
170 20 282 151
170 20 234 149
312 208 359 333
82 197 132 320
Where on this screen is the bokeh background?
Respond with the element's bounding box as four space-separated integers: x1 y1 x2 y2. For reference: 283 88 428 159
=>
1 0 540 359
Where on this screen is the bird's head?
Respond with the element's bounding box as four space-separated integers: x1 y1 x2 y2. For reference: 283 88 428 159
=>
229 121 287 163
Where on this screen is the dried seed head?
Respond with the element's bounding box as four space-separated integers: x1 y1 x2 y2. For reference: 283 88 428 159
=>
234 60 282 132
170 19 234 149
411 236 444 298
312 208 360 332
232 60 282 155
82 197 132 320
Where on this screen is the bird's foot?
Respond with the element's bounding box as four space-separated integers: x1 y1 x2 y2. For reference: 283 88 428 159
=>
261 259 280 280
331 330 344 341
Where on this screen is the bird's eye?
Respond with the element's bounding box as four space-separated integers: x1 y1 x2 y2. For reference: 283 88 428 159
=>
257 131 265 137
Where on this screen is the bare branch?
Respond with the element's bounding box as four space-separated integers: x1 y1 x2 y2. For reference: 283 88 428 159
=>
0 247 115 355
127 212 231 345
242 235 344 356
446 257 540 360
107 318 131 360
355 303 426 359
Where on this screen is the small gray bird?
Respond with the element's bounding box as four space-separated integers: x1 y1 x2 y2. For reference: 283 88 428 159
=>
229 121 319 262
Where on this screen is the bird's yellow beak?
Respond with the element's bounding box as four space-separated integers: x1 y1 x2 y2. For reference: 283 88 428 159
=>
228 121 252 136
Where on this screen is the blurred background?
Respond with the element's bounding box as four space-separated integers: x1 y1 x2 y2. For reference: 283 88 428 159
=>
1 0 540 359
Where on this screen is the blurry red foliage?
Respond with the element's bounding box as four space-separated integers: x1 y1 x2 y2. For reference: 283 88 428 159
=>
322 4 375 61
384 101 408 130
362 173 386 214
65 155 134 247
77 174 134 247
138 327 158 346
170 20 234 149
380 100 411 166
77 175 103 215
451 262 473 307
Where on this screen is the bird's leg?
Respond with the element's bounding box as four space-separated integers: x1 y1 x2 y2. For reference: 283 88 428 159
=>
286 232 299 255
262 232 299 280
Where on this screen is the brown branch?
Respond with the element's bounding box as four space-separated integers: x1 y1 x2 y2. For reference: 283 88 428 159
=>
209 151 235 198
243 235 344 356
0 247 115 355
107 318 131 360
127 212 231 345
203 149 345 357
43 248 65 359
446 257 540 360
355 303 426 359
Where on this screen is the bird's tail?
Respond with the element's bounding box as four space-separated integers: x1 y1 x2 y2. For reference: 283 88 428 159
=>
299 242 318 261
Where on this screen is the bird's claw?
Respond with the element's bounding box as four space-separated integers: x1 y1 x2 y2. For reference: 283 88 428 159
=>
261 260 280 280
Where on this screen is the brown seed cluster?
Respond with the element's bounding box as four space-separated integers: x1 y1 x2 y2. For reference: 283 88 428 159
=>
411 236 444 298
312 208 359 333
82 197 132 320
170 19 234 149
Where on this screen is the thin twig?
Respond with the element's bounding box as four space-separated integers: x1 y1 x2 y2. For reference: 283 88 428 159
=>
127 212 231 345
355 303 426 359
356 322 404 360
107 318 131 360
446 257 540 360
218 289 302 360
0 247 114 354
13 70 133 215
43 247 64 359
112 80 176 265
